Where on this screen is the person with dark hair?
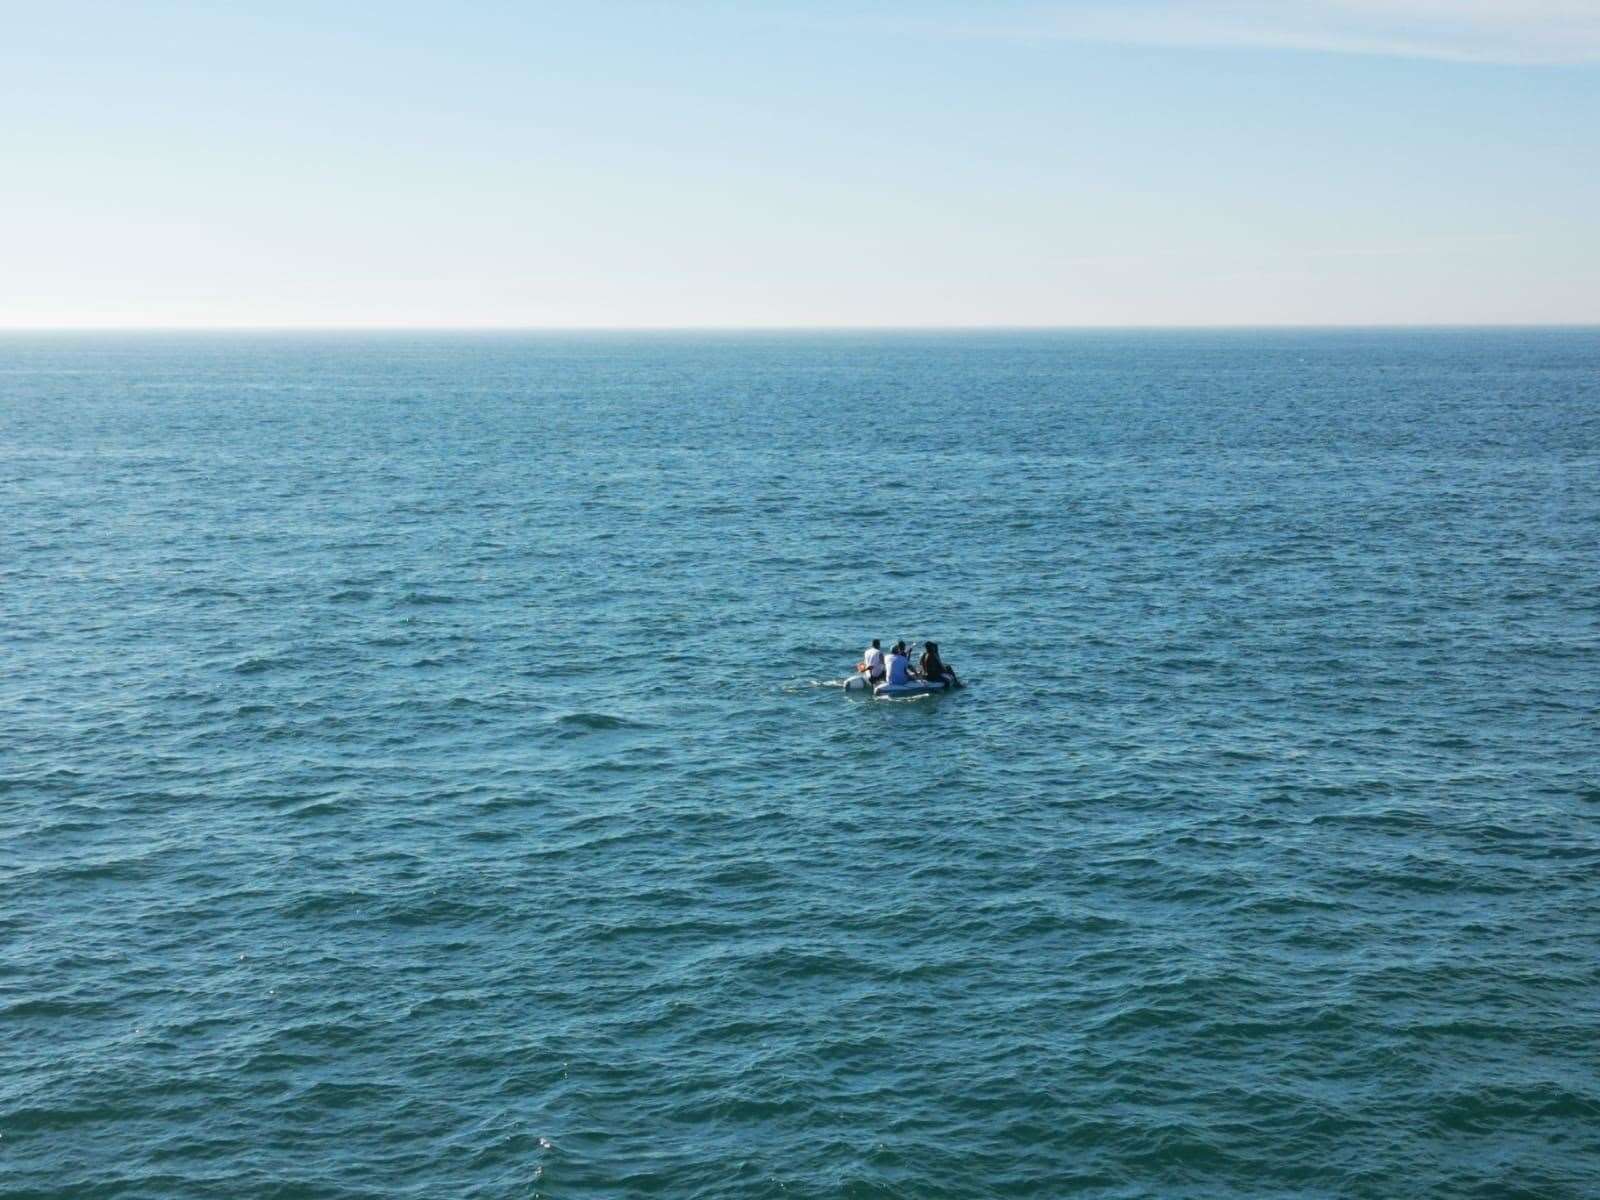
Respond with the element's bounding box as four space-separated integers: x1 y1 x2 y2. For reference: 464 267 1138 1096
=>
858 638 886 684
917 641 959 687
883 641 913 687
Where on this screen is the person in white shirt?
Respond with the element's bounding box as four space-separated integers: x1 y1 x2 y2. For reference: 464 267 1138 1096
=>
859 639 886 683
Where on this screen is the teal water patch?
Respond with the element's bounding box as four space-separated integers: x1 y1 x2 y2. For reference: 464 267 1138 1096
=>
2 330 1598 1198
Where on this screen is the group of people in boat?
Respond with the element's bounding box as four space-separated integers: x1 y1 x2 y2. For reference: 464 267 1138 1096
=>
857 638 960 688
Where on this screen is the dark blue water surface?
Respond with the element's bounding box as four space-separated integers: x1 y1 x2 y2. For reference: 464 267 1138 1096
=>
3 330 1598 1199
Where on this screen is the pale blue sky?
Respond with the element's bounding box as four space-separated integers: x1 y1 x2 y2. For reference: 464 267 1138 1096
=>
3 1 1596 326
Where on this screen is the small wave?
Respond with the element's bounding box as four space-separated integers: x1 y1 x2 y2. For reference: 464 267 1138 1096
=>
232 654 293 675
1312 808 1426 830
281 798 342 819
3 996 115 1019
552 712 648 734
293 1080 395 1110
281 890 372 919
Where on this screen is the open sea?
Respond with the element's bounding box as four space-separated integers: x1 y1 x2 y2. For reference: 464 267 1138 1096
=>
3 329 1598 1199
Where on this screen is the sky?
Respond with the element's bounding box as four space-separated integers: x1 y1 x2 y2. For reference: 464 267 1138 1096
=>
2 1 1596 327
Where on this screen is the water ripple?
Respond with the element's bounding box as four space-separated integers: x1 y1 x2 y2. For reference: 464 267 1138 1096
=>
2 331 1598 1199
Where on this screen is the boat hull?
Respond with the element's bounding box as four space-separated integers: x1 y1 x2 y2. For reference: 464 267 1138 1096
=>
873 678 951 698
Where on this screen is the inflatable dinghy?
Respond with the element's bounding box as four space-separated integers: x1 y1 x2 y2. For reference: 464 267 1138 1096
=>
844 673 954 697
874 678 952 698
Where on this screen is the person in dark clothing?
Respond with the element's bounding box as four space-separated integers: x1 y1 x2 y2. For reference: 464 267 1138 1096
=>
917 641 959 687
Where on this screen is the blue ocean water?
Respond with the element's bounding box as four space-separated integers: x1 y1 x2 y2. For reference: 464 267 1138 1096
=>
3 329 1598 1199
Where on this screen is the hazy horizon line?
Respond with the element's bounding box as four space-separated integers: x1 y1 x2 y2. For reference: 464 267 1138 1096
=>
3 322 1597 335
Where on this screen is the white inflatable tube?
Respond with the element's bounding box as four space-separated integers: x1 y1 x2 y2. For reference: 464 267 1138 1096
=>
873 678 951 698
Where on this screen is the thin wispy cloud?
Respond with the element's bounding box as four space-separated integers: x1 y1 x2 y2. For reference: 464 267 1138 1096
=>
972 1 1600 64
